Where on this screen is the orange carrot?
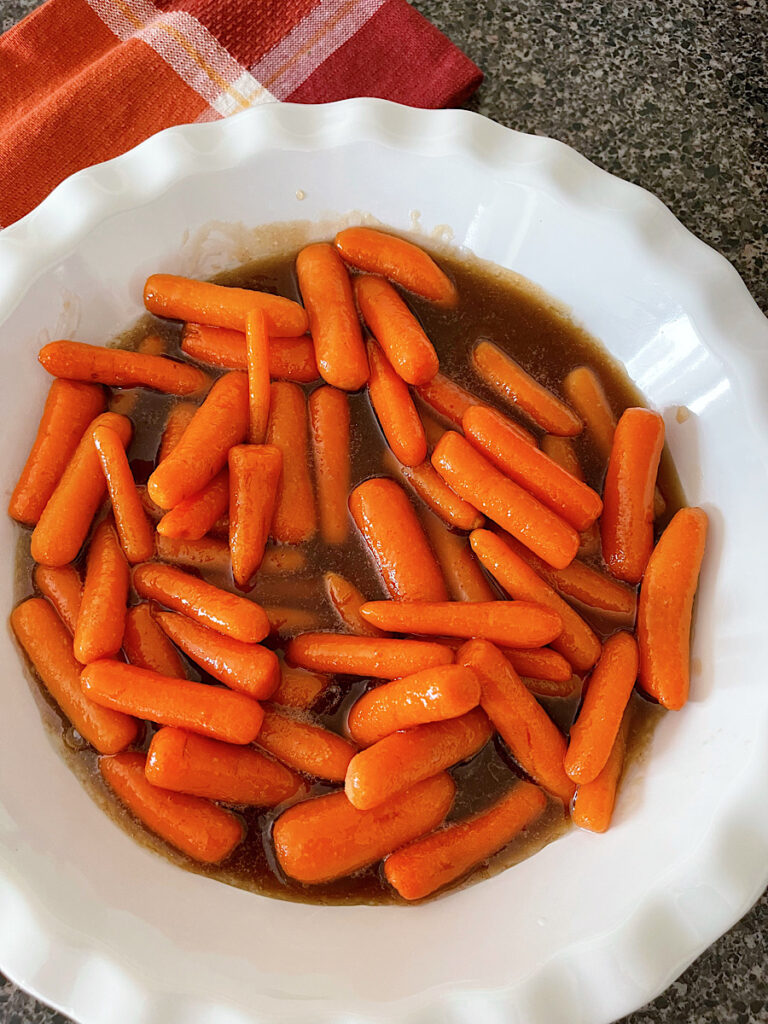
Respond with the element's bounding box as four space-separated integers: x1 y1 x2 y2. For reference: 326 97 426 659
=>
265 606 321 638
155 535 230 576
335 227 458 306
33 564 82 634
458 639 575 804
540 434 584 479
347 664 481 746
432 432 579 569
416 373 483 426
366 339 427 466
324 572 384 636
39 340 207 395
285 633 454 678
256 709 356 781
9 380 105 524
472 341 582 435
295 243 369 390
137 333 167 355
156 468 230 541
133 562 269 642
245 308 270 444
181 323 318 381
266 381 317 543
384 780 547 899
260 546 308 575
11 598 138 753
637 507 708 710
31 412 132 566
93 424 154 563
349 478 448 601
521 675 580 699
470 529 601 672
463 405 602 531
147 372 249 509
144 274 308 337
73 519 130 664
562 366 616 459
274 772 456 883
123 603 186 678
386 451 484 531
228 445 282 587
309 386 351 544
504 647 573 683
272 663 331 709
572 711 631 833
601 408 665 583
420 512 495 602
158 402 197 462
354 275 439 385
100 751 242 862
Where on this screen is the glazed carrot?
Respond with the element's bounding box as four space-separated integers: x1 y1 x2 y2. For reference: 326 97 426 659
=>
261 546 307 574
360 600 562 648
133 563 269 642
228 445 282 587
309 386 351 544
147 372 249 509
9 380 105 524
504 647 573 683
93 424 154 563
137 333 167 355
100 751 242 862
265 606 321 637
31 412 132 566
419 407 449 448
274 772 456 883
255 709 356 781
540 434 583 479
572 711 631 833
420 512 495 602
295 243 369 390
158 402 198 462
33 564 82 634
156 468 230 541
272 663 331 709
522 676 580 699
245 308 270 443
472 341 582 435
415 373 482 426
39 340 207 395
458 640 575 804
349 478 448 601
385 452 484 531
146 728 305 805
285 633 454 678
562 366 616 459
601 408 665 583
346 708 491 810
384 781 547 899
266 381 317 543
181 324 319 381
347 665 482 746
637 507 708 710
155 535 230 575
324 572 384 637
366 339 427 466
354 275 439 385
431 432 579 569
123 604 186 678
469 529 601 672
335 227 458 306
463 405 602 531
11 598 138 753
73 519 130 664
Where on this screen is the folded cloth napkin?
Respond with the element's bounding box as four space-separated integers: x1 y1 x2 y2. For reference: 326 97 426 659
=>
0 0 482 228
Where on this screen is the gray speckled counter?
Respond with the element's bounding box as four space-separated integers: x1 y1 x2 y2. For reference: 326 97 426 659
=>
0 0 766 1021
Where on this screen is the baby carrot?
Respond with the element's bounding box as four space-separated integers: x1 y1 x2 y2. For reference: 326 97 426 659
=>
458 639 575 805
93 424 154 563
137 334 167 356
133 562 269 642
147 372 249 509
367 339 427 466
156 469 229 541
309 386 351 544
158 402 197 462
540 434 583 479
601 408 665 583
470 529 601 672
228 445 282 587
335 227 458 306
349 478 448 601
144 274 308 336
324 572 384 636
39 340 207 395
346 708 491 810
266 382 317 544
415 373 484 427
73 519 130 664
360 600 562 648
562 366 616 460
12 598 138 752
33 564 82 634
421 512 495 602
123 603 186 678
265 606 321 638
31 412 132 567
354 275 439 385
245 308 270 444
347 664 482 746
256 709 356 782
285 633 454 678
504 647 573 683
155 535 230 576
9 380 105 524
472 341 582 435
295 243 369 390
463 405 602 531
181 324 319 381
431 432 580 569
272 663 331 709
386 452 484 531
100 751 243 862
637 506 708 710
572 711 631 833
384 781 547 899
275 772 455 883
260 546 308 574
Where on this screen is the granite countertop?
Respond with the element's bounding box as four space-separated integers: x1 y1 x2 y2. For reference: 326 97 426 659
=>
0 0 766 1021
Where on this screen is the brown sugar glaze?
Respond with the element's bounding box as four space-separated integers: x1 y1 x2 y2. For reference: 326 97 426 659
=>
13 236 681 904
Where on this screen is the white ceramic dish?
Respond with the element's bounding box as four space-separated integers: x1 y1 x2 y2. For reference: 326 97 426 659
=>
1 99 767 1024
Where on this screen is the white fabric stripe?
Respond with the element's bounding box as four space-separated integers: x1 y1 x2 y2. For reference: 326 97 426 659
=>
249 0 387 100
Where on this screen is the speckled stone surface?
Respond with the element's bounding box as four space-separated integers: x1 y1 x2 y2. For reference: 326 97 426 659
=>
0 0 766 1022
